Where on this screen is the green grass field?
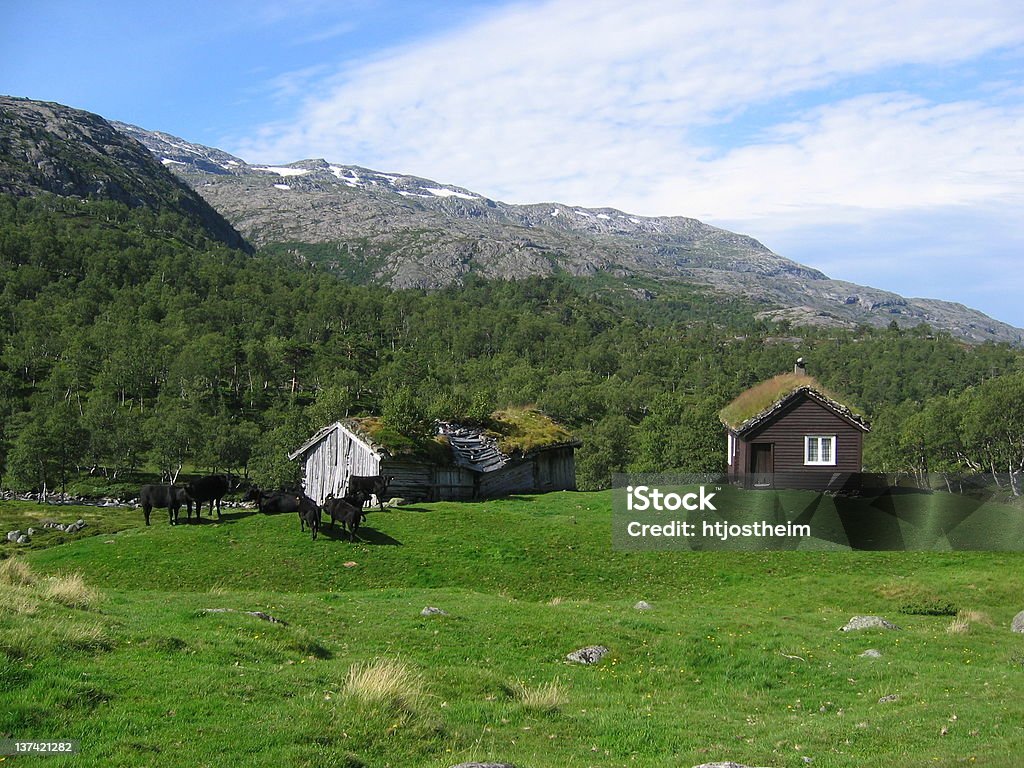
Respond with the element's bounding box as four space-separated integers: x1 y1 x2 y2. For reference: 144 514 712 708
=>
2 490 1024 767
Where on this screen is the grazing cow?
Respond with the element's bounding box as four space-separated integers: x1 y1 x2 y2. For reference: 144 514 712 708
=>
185 474 230 520
324 494 366 541
347 475 394 511
297 495 321 540
139 484 191 526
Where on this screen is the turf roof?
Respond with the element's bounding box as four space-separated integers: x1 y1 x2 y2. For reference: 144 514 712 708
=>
719 373 867 432
341 407 577 462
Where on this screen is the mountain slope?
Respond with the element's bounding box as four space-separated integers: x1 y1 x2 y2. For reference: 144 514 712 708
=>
114 122 1022 345
0 97 248 251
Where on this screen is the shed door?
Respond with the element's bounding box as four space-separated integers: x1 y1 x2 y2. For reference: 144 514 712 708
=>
749 443 773 488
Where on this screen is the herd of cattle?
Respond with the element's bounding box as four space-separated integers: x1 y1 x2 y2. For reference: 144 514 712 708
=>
138 474 393 542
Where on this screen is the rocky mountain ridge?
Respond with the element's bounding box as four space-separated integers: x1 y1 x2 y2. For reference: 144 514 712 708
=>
0 96 248 250
113 120 1021 344
0 96 1015 344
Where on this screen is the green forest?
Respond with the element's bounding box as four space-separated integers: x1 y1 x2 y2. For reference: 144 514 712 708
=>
2 194 1023 495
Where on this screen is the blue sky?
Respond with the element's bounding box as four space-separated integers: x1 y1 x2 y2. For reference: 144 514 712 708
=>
3 0 1023 327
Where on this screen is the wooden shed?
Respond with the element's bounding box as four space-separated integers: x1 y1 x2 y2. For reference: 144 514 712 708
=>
720 362 870 490
288 408 579 505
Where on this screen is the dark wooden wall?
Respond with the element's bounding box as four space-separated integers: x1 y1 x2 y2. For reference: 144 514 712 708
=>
729 393 864 489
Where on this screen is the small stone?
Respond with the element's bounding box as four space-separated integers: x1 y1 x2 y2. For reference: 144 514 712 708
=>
450 763 517 768
566 645 609 665
1011 610 1024 633
840 616 900 632
16 535 30 545
421 606 448 616
342 561 358 568
7 531 20 542
877 693 900 704
633 600 653 611
26 528 36 536
859 649 883 658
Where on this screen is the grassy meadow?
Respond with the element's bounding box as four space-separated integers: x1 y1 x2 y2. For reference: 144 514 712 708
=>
2 490 1024 767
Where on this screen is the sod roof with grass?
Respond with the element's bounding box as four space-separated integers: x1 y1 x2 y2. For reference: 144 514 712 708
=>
720 373 869 433
303 407 578 466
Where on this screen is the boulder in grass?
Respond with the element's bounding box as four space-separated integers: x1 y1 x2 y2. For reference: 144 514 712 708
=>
7 531 20 542
16 535 30 545
634 600 653 611
859 648 883 658
840 616 899 632
1011 611 1024 633
566 645 609 665
421 606 448 617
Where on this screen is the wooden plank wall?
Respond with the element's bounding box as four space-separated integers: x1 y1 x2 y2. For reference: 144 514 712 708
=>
743 396 863 473
303 425 381 505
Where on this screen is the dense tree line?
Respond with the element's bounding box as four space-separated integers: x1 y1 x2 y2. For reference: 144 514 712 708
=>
1 194 1021 493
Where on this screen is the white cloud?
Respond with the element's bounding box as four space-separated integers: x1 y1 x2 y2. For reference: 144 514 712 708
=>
234 0 1023 209
228 0 1024 322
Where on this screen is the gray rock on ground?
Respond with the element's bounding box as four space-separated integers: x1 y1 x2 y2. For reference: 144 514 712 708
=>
840 616 900 631
7 531 20 542
16 535 30 544
566 645 609 664
634 600 653 611
421 606 448 616
451 763 516 768
859 648 883 658
1011 610 1024 633
693 763 773 768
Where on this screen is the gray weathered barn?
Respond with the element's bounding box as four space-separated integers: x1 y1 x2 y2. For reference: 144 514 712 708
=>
289 410 579 505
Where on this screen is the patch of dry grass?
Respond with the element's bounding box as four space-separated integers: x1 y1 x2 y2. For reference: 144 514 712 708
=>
0 557 36 586
342 659 425 714
946 617 970 634
43 572 101 609
509 678 567 712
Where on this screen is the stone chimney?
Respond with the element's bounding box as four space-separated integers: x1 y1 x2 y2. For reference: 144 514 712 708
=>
794 357 807 376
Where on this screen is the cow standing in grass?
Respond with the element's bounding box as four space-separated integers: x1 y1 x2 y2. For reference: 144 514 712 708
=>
324 494 365 541
347 475 394 511
185 474 230 520
139 484 191 526
297 495 321 540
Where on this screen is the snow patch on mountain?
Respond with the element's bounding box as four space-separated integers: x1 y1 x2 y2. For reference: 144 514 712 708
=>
255 166 310 177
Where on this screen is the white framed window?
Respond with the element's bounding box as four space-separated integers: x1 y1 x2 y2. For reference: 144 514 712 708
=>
804 435 836 466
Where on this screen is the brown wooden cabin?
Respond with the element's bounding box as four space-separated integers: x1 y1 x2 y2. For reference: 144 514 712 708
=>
288 412 579 505
721 362 870 490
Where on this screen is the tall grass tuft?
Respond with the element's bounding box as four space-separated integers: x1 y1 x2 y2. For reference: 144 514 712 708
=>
342 659 425 714
509 678 567 713
0 558 36 586
43 572 101 609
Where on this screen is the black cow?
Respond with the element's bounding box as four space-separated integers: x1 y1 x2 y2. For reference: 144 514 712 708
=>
324 494 365 541
185 474 230 520
244 488 303 515
297 495 321 540
347 475 394 511
139 484 191 526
